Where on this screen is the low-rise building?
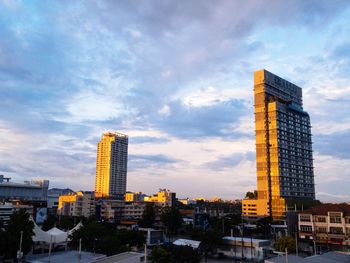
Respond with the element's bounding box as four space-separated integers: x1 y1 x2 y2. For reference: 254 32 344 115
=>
122 201 147 221
47 188 74 215
0 202 13 227
58 191 95 218
144 189 176 207
0 175 49 201
265 251 350 263
125 192 145 202
219 236 271 261
242 199 269 221
97 199 124 222
298 203 350 252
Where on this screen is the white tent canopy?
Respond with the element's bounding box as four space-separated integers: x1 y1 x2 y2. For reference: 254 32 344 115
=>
32 219 82 244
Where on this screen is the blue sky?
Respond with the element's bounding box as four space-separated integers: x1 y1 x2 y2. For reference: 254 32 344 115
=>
1 0 350 201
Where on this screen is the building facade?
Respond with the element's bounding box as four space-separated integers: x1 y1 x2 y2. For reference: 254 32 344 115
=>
125 192 145 202
0 202 14 227
95 132 128 199
243 70 315 220
144 189 176 207
58 191 95 218
298 203 350 251
0 175 49 201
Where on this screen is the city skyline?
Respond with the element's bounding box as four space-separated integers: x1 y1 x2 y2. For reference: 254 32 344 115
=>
1 1 350 202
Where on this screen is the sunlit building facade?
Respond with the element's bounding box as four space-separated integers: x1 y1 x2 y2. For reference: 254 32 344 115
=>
243 69 315 220
95 132 128 199
57 191 95 218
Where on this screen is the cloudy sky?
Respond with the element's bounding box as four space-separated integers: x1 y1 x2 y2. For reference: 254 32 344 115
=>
1 0 350 202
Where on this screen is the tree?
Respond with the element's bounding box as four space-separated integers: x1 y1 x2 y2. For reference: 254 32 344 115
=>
275 236 296 253
1 209 34 261
256 216 272 238
161 207 183 237
245 191 257 199
170 245 201 263
42 214 57 231
191 228 221 260
150 246 171 263
57 215 77 230
139 203 156 228
118 229 145 247
69 221 114 251
96 235 128 256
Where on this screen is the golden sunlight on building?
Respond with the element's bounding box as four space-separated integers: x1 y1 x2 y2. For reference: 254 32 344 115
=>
57 191 95 218
95 132 128 199
243 70 315 220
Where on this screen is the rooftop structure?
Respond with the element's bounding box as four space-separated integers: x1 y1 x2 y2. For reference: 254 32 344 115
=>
0 175 49 201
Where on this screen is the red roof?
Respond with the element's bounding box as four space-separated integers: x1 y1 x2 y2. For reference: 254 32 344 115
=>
299 203 350 216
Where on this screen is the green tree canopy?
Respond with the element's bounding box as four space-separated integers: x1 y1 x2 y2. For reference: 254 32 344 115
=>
161 207 183 236
275 236 296 253
150 246 171 263
69 221 115 251
245 191 257 199
69 220 145 256
42 214 57 231
170 245 201 263
118 229 145 247
139 203 156 228
1 209 34 261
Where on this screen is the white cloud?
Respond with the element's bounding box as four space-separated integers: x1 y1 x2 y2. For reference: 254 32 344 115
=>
182 86 247 108
158 104 171 116
66 90 123 122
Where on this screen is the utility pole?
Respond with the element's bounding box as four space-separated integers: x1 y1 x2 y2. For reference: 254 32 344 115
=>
17 231 23 262
222 217 225 235
250 229 253 262
78 238 82 263
295 231 298 257
241 213 244 263
48 235 53 263
144 243 147 263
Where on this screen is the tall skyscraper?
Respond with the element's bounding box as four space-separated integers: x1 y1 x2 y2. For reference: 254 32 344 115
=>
243 69 315 220
95 132 128 199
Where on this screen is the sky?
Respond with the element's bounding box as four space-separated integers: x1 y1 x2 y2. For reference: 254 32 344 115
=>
1 0 350 202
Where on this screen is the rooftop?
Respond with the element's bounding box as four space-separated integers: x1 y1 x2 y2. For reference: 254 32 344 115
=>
265 252 350 263
300 203 350 216
26 250 105 263
93 252 144 263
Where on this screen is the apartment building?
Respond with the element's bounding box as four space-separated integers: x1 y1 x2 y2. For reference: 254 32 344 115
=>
95 132 128 199
58 191 95 218
298 203 350 249
243 69 315 220
144 189 176 207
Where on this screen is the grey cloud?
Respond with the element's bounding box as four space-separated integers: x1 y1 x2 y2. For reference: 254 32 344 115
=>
130 136 170 144
314 130 350 159
128 154 180 171
129 154 178 164
152 99 247 139
204 152 255 171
